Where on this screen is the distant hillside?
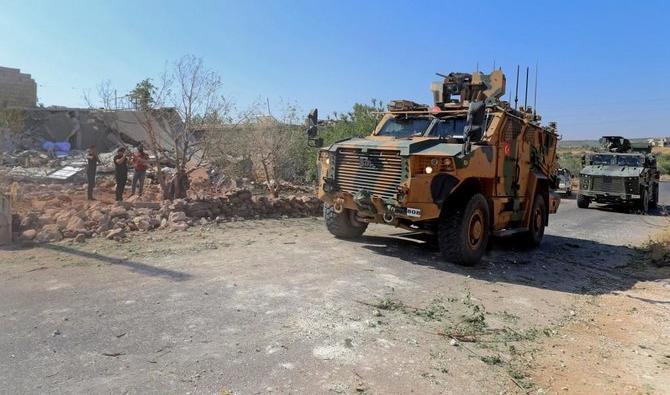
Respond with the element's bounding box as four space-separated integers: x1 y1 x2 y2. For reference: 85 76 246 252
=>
559 137 668 149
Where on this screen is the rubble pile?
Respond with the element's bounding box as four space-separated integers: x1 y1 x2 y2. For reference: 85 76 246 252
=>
12 186 322 243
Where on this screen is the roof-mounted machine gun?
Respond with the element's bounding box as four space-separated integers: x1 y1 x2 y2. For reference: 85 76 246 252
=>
599 136 632 153
431 70 506 108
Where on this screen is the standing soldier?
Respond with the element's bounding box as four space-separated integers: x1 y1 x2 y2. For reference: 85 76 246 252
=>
114 147 129 202
131 146 150 197
85 144 100 201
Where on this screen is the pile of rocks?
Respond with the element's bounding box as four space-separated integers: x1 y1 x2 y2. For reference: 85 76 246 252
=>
15 188 323 243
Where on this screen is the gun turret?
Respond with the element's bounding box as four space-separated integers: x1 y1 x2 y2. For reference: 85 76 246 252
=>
599 136 631 153
431 70 506 107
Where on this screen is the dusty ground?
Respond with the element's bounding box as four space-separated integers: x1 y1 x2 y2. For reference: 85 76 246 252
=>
1 184 669 394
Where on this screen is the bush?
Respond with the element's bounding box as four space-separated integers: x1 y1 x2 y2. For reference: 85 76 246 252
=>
557 151 584 176
304 101 384 181
656 153 670 175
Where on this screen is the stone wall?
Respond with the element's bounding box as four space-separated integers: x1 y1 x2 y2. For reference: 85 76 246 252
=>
0 194 11 244
0 66 37 108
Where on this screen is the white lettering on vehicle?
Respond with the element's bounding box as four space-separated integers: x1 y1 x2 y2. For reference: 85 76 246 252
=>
406 208 421 218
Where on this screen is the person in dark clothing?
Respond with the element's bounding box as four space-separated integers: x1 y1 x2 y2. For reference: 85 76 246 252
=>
114 147 129 202
85 145 100 200
131 146 150 196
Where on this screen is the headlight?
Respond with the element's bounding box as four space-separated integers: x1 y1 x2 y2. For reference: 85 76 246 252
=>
325 157 330 165
414 157 455 175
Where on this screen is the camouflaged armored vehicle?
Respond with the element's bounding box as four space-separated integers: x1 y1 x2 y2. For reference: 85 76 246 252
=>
578 136 659 212
306 70 561 265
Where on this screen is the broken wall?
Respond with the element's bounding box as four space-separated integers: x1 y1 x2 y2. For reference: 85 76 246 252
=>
0 66 37 108
10 108 181 152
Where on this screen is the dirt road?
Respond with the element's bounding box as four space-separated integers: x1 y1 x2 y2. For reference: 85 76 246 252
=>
1 184 669 394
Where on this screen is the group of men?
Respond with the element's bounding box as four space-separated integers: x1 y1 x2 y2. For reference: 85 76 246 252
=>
86 145 150 201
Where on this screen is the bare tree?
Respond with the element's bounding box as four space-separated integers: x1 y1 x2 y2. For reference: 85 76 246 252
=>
97 80 115 109
82 79 121 109
134 55 230 199
244 101 303 197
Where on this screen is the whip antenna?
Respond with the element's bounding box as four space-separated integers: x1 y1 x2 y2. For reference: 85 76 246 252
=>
514 65 520 110
533 62 539 117
524 66 529 110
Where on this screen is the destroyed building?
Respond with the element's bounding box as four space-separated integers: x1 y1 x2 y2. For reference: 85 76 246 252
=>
0 66 37 108
1 107 181 154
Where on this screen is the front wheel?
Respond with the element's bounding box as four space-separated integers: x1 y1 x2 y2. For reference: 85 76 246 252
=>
438 193 490 266
638 188 649 213
324 205 367 238
577 194 590 209
520 194 547 247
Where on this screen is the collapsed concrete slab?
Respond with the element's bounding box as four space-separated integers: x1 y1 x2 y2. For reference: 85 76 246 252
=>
1 107 182 153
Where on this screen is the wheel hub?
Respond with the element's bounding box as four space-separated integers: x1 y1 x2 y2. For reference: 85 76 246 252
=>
468 210 484 249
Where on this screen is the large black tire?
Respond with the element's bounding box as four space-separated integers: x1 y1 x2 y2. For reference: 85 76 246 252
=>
577 194 590 209
519 194 547 247
638 188 649 213
324 205 367 238
438 193 490 266
649 184 659 209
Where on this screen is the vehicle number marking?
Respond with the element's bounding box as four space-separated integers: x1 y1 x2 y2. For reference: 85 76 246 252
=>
406 208 421 217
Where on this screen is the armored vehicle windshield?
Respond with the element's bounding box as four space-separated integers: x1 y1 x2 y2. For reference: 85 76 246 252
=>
376 115 467 139
588 153 644 166
590 154 615 165
428 117 467 138
377 117 432 138
616 155 643 167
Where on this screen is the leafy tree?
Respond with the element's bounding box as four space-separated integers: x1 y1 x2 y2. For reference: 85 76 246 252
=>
304 100 384 181
128 79 157 111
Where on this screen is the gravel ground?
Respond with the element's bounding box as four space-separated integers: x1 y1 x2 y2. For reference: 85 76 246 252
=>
1 183 669 394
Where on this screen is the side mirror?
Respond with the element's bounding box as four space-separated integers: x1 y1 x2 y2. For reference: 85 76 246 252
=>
306 108 322 147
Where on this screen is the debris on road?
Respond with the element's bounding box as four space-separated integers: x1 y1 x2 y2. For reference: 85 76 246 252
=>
3 178 323 243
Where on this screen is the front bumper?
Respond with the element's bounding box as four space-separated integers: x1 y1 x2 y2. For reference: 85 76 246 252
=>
556 184 571 194
580 190 640 202
319 189 440 223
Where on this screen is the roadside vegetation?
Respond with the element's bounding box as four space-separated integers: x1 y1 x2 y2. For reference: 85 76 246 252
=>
366 291 558 391
81 54 386 195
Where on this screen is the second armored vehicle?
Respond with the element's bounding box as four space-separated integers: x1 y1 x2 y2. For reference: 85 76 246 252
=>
578 136 659 212
307 69 561 265
555 168 573 196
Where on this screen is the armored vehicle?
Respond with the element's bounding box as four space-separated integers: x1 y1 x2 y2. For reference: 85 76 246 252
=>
555 168 573 195
577 136 659 212
306 70 561 265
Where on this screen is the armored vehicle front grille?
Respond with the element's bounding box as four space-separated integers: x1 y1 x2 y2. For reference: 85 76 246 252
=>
591 176 626 194
335 149 403 200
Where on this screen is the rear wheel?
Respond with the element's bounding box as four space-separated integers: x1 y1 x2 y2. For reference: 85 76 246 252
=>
649 184 658 209
520 194 547 247
438 193 490 266
577 194 590 209
638 188 649 213
324 205 367 238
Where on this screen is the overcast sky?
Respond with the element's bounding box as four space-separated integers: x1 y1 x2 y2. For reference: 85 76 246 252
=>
1 0 668 139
